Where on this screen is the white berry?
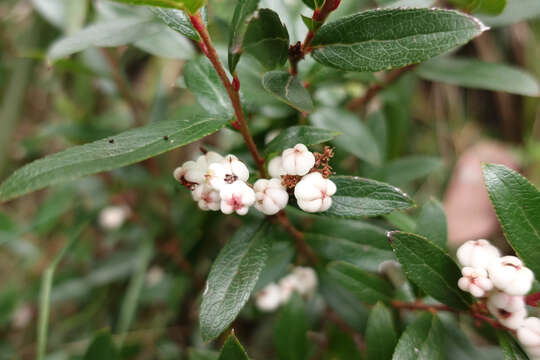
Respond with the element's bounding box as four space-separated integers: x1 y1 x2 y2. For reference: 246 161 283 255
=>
221 154 250 182
488 256 534 296
518 317 540 348
268 156 286 179
487 291 527 329
456 239 500 269
291 266 318 298
219 180 255 215
278 274 300 304
282 144 315 176
192 184 220 211
294 172 336 213
255 282 281 312
457 267 493 298
98 205 130 230
253 178 289 215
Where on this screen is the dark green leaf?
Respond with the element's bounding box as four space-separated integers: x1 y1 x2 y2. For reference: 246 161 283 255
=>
184 57 234 117
109 0 205 13
0 115 228 202
189 349 219 360
497 331 529 360
311 9 486 72
366 302 398 360
478 0 540 27
264 125 340 155
327 261 394 304
244 9 289 70
255 241 294 291
274 293 309 360
325 176 414 219
152 7 199 40
218 333 249 360
381 156 443 186
417 57 540 97
200 222 272 341
449 0 506 15
83 331 119 360
311 108 382 165
392 312 444 360
388 231 471 310
416 198 447 249
228 0 260 74
483 163 540 278
262 71 314 113
384 0 436 8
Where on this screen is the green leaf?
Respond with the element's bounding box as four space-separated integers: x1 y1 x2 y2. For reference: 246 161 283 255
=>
483 163 540 278
83 331 119 360
243 9 290 70
324 176 414 219
478 0 540 27
381 156 443 187
327 261 394 304
392 312 444 360
152 7 199 40
189 349 219 360
228 0 260 74
200 222 272 341
264 125 340 155
109 0 205 14
310 8 486 72
384 0 436 8
134 24 195 59
416 198 447 249
449 0 507 15
497 331 529 360
388 231 471 310
184 57 234 117
274 293 309 360
218 333 249 360
0 115 228 202
417 57 540 97
366 302 398 360
262 71 314 113
310 108 382 166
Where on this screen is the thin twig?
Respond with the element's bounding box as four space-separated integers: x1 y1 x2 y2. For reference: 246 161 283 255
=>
275 211 319 265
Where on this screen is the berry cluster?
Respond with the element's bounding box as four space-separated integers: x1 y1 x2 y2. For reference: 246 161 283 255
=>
254 267 317 312
173 144 337 215
456 239 540 358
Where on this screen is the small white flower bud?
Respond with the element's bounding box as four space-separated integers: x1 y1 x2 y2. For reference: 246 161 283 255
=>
192 184 220 211
278 274 300 304
219 181 255 215
268 156 286 179
457 267 493 297
456 239 500 269
282 144 315 176
253 178 289 215
255 282 281 312
98 205 130 230
488 256 534 296
487 291 527 329
291 266 318 297
518 317 540 348
205 155 250 191
294 172 336 213
179 151 224 184
221 154 250 182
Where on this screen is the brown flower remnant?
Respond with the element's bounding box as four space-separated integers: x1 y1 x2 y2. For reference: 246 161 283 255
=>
281 175 302 189
311 146 334 178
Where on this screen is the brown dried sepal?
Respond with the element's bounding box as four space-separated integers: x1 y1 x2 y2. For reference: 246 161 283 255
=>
281 175 302 189
311 146 335 178
179 176 198 191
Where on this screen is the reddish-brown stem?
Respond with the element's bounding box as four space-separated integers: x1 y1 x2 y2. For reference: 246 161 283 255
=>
526 291 540 307
189 12 267 177
275 210 319 265
347 65 416 111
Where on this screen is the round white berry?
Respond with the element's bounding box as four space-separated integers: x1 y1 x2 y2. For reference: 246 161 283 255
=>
278 274 300 304
221 154 250 182
98 205 130 230
219 181 255 215
457 267 493 298
255 282 281 312
253 178 289 215
282 144 315 176
268 156 286 179
487 291 527 329
488 256 534 296
456 239 500 269
192 184 220 211
291 266 318 297
518 317 540 348
294 172 336 213
175 151 223 185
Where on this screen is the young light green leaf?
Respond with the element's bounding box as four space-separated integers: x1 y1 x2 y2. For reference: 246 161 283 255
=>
327 261 394 304
324 176 414 219
151 7 199 41
310 8 486 72
200 222 272 341
417 57 540 97
310 108 382 166
478 0 540 27
416 198 447 249
366 302 398 360
381 156 443 186
392 312 444 360
483 163 540 278
262 71 314 113
497 330 529 360
109 0 205 14
135 25 195 59
228 0 260 74
218 333 249 360
243 9 289 70
184 57 234 117
449 0 507 15
264 125 340 155
388 231 472 310
83 331 119 360
274 293 309 360
0 115 229 202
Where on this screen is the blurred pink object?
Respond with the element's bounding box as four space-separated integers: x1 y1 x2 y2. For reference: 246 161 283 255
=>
444 142 519 247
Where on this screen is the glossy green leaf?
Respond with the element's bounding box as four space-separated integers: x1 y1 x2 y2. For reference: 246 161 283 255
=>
109 0 205 14
228 0 260 73
311 108 382 166
381 156 443 186
478 0 540 27
327 261 393 304
274 293 309 360
262 71 314 113
135 25 195 59
324 176 414 219
243 9 289 70
310 8 486 72
184 57 234 117
388 231 471 310
384 0 436 8
416 198 447 249
264 125 340 155
392 312 444 360
0 115 228 202
200 222 272 341
497 331 529 360
483 163 540 278
255 241 294 291
152 7 199 40
417 57 540 97
366 302 398 360
449 0 506 15
218 333 249 360
83 331 119 360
